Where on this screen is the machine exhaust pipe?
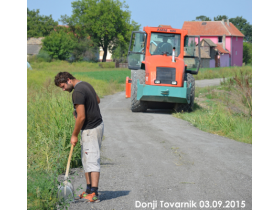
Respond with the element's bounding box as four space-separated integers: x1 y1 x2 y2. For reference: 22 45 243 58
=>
172 47 175 62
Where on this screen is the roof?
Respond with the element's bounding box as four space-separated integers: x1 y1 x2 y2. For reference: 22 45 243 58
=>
27 44 42 55
201 39 217 47
158 25 172 28
215 44 229 54
182 21 244 37
27 37 44 45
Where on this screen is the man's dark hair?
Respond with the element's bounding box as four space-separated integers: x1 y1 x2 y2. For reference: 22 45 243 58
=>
54 72 76 86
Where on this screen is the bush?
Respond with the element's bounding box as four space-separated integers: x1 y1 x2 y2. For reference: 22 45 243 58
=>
28 51 51 64
243 42 252 65
37 50 51 62
42 31 76 60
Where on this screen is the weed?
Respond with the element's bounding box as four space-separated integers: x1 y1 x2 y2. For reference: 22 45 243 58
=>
180 182 195 184
27 62 127 209
174 68 252 144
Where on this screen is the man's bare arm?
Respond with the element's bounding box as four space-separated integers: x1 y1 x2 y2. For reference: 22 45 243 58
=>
96 93 100 104
71 104 85 146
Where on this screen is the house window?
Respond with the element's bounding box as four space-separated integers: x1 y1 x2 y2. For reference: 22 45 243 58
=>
236 51 237 55
218 36 222 43
236 37 238 41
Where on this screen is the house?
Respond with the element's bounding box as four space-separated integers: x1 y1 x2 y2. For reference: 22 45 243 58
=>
215 43 230 67
199 38 230 68
27 37 44 60
99 47 112 62
182 19 244 67
184 46 211 68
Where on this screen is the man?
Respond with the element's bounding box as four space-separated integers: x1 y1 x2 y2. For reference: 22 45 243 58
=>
54 72 104 203
154 36 173 55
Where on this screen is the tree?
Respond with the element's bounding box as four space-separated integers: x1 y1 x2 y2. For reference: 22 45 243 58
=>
27 8 58 38
229 16 252 42
243 42 252 64
71 38 99 62
242 24 252 43
214 15 228 21
111 20 140 61
60 0 138 62
195 15 211 21
42 30 76 60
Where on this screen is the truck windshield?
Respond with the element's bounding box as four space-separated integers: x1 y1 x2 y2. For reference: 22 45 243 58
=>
149 33 180 56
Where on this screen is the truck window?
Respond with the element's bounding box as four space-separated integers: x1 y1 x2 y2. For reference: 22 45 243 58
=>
149 33 180 56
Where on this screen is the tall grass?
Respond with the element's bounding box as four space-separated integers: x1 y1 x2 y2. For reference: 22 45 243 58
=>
27 64 126 209
27 84 76 209
174 103 252 143
221 70 252 116
174 67 252 144
193 65 252 80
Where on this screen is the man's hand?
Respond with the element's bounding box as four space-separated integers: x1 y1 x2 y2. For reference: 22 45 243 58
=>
70 135 78 146
96 93 100 104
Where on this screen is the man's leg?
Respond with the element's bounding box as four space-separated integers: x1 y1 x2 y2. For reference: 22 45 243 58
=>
85 172 91 185
84 172 99 187
76 145 92 199
83 122 104 202
90 172 100 187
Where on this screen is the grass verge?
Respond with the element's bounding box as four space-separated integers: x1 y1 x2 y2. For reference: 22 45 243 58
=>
174 68 252 144
27 62 127 209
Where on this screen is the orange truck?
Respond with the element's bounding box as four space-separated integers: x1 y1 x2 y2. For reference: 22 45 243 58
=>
126 26 201 112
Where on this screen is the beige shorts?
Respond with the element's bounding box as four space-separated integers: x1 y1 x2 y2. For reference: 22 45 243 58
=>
80 122 104 173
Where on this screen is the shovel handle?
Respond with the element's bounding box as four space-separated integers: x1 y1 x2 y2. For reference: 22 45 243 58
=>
65 144 74 180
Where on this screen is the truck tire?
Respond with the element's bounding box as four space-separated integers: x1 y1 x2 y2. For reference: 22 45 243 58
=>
131 70 148 112
174 73 195 112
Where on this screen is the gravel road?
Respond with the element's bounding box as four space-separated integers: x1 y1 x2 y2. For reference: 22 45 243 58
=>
68 79 251 210
195 78 225 87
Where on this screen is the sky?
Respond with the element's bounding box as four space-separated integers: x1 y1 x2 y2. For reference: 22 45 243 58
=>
27 0 252 29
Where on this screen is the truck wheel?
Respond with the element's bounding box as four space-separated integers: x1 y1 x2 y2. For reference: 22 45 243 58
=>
131 70 148 112
174 73 195 112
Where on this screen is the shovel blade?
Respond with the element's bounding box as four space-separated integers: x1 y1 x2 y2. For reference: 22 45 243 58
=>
58 182 74 202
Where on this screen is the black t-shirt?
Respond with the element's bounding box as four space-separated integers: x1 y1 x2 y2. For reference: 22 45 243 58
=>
72 81 102 130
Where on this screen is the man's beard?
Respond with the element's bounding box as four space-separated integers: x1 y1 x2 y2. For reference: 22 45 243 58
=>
66 82 74 92
67 86 74 92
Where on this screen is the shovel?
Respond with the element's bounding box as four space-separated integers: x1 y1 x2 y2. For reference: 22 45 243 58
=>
58 144 75 202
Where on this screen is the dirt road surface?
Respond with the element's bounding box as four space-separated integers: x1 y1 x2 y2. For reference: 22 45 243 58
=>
69 82 251 210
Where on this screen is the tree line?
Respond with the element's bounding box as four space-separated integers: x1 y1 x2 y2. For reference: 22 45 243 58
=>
27 2 252 64
28 0 139 62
